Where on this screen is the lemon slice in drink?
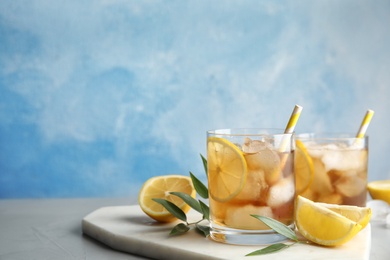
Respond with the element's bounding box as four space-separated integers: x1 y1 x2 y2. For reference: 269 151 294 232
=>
207 137 248 202
316 202 372 229
367 180 390 204
138 175 196 222
295 140 314 195
295 195 369 246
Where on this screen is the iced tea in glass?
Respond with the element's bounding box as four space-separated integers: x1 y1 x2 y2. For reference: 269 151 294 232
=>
297 134 368 207
207 129 295 245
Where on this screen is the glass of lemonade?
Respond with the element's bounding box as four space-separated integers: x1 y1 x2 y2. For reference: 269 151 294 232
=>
207 128 295 245
296 133 368 207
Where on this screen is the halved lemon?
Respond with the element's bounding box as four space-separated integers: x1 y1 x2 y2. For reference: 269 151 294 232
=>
295 140 314 195
207 137 248 202
367 180 390 204
138 175 196 222
295 195 369 246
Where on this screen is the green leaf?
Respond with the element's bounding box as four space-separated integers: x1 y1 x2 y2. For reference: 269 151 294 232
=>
251 215 297 241
199 200 210 220
170 191 202 214
195 223 210 237
200 154 208 177
190 171 209 199
246 243 291 256
170 223 190 236
152 198 187 222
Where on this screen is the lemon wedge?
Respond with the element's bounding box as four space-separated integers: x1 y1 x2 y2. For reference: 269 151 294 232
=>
138 175 196 222
316 202 372 229
207 137 248 202
295 140 314 195
295 195 371 246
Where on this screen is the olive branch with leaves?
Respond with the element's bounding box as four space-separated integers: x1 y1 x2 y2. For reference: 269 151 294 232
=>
153 154 303 256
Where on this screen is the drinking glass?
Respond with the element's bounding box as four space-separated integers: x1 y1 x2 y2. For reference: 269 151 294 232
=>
207 128 295 245
296 133 368 207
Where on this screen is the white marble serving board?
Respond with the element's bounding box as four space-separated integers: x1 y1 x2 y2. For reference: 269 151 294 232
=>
82 205 371 260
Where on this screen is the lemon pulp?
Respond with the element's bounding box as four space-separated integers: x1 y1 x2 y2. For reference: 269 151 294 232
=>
207 137 248 202
138 175 196 222
295 195 370 246
295 140 314 195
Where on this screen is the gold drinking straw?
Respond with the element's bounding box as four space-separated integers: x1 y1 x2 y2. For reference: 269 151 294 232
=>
280 105 303 168
356 109 374 138
284 104 303 134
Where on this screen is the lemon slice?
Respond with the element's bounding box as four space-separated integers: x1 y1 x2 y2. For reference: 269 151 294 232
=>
367 180 390 204
295 140 314 195
295 195 368 246
138 175 196 222
207 137 248 202
316 202 372 229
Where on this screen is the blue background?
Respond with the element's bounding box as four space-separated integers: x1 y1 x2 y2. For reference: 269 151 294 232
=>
1 0 389 198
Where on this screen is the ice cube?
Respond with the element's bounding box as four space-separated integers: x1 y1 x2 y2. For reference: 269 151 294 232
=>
317 192 343 204
325 143 345 150
242 138 267 154
334 174 366 197
328 168 367 184
367 200 390 222
267 175 295 208
245 147 282 185
225 204 273 230
321 150 368 172
305 142 327 158
311 158 334 195
350 140 366 150
232 170 268 204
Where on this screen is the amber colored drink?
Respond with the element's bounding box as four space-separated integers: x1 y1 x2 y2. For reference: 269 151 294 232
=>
207 129 295 245
298 134 368 207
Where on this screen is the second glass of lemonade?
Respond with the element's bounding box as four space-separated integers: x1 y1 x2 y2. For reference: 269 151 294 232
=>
296 133 368 207
207 129 295 245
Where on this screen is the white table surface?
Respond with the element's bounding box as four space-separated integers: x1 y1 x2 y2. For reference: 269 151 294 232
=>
0 197 389 260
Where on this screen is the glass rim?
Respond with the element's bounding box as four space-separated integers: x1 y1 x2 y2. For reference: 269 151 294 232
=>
296 132 369 141
207 128 293 137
